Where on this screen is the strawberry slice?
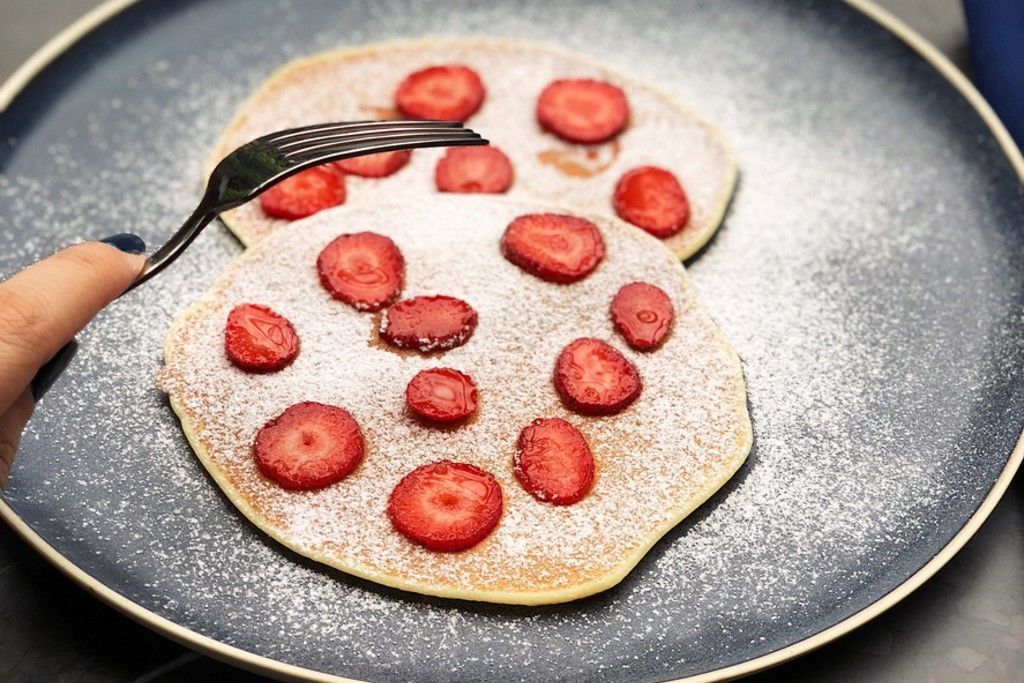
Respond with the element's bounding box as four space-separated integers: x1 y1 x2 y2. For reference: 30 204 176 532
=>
554 338 641 415
317 232 405 312
388 460 503 552
514 418 595 505
405 368 478 423
380 295 477 352
395 65 486 121
253 402 364 490
224 303 300 373
613 166 690 238
435 146 513 194
610 282 675 350
333 150 412 178
259 166 346 220
536 79 629 144
500 213 605 284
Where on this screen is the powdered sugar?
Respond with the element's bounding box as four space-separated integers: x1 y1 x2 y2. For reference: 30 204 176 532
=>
1 1 1019 679
157 196 750 600
211 39 735 260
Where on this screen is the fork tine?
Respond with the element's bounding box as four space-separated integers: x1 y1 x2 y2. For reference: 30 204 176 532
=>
267 119 462 144
292 133 488 169
275 124 470 153
284 129 484 159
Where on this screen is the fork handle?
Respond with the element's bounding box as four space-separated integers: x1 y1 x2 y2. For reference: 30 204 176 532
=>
124 203 218 295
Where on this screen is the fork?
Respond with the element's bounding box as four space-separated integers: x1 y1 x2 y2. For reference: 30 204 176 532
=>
131 118 486 290
30 119 487 399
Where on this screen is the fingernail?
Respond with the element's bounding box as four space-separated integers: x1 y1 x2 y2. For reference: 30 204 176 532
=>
31 339 79 402
99 233 147 255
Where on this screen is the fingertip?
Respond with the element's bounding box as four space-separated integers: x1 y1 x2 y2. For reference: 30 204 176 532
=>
12 240 147 337
94 234 149 277
52 241 145 297
0 241 143 413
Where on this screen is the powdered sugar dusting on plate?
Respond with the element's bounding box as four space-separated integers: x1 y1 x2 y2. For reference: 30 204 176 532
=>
1 1 1021 680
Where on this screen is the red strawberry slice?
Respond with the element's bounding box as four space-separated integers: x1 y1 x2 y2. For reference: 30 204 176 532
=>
405 368 478 423
514 418 595 505
500 213 605 284
610 282 675 350
387 460 503 552
613 166 690 238
333 150 412 178
395 65 486 122
554 338 641 415
317 232 405 312
259 166 346 220
224 303 300 373
380 295 478 352
536 79 630 144
435 146 513 194
253 402 364 490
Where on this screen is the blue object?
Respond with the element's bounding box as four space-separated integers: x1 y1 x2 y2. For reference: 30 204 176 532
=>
30 340 77 402
98 232 147 254
964 0 1024 147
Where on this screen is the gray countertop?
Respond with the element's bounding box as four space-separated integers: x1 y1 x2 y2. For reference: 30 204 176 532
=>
1 1 1021 681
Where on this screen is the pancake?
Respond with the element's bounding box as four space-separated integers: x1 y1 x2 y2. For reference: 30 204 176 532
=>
158 196 751 605
211 38 737 260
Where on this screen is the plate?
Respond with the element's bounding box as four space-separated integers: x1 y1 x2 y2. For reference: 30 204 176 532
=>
1 1 1022 681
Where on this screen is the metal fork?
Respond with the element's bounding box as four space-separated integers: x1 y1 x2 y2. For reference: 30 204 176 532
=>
130 118 486 291
30 120 487 400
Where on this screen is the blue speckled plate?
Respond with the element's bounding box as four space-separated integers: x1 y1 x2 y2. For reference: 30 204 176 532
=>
1 1 1022 681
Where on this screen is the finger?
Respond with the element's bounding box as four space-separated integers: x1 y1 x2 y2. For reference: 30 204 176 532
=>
0 236 146 412
0 389 34 488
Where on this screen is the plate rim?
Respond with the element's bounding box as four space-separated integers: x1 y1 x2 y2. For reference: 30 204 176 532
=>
0 1 1022 681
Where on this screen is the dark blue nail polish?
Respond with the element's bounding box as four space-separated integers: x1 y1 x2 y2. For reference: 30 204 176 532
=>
31 339 78 402
99 233 147 255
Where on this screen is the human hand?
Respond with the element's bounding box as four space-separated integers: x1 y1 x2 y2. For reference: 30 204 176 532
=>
0 234 147 487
